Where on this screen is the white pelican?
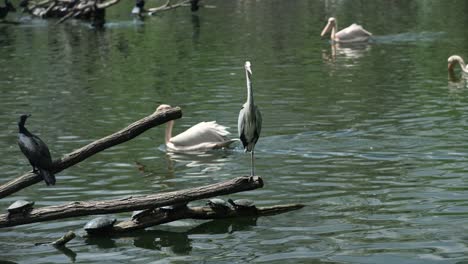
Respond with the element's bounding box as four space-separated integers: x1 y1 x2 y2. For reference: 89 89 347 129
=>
156 104 236 152
238 61 262 176
321 17 372 43
448 55 468 74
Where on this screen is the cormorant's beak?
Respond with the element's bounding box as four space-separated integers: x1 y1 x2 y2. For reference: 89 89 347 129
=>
320 21 332 37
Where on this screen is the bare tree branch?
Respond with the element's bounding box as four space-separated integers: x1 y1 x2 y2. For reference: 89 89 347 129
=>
0 176 263 228
147 0 190 14
111 203 305 234
0 107 182 199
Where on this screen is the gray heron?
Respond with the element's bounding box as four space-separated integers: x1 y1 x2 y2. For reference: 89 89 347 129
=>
238 61 262 176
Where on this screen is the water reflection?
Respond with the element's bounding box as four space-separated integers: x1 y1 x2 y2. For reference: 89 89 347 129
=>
84 236 117 249
126 217 257 254
165 149 237 175
0 260 18 264
53 246 77 263
189 217 258 234
322 42 371 64
133 230 192 254
448 72 468 89
191 14 200 42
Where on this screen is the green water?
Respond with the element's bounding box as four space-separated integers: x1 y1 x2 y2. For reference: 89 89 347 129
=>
2 0 468 263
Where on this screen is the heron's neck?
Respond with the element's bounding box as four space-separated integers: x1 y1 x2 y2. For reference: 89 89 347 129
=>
246 71 254 106
165 120 174 144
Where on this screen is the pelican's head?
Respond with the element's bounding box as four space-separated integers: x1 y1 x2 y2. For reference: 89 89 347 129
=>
448 55 464 71
155 104 172 114
244 61 252 75
321 17 336 37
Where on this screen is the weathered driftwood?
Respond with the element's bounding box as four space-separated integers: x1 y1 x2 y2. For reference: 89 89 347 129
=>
111 203 304 234
22 0 120 26
35 230 76 246
0 176 263 228
0 107 182 199
51 231 76 246
147 0 191 14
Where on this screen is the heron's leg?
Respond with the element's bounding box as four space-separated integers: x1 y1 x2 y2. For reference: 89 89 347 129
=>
250 151 255 176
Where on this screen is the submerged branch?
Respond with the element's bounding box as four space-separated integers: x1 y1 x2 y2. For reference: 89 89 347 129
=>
0 107 182 199
112 203 305 234
0 176 263 228
51 231 76 247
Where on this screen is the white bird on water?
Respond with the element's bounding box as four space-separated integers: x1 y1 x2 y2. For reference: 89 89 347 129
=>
156 104 237 152
321 17 372 43
238 61 262 176
448 55 468 74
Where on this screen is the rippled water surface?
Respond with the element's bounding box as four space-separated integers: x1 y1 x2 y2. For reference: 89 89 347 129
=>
2 0 468 263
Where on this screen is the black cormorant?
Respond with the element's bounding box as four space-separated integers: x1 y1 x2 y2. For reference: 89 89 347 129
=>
190 0 199 12
18 114 56 185
0 0 16 20
132 0 145 17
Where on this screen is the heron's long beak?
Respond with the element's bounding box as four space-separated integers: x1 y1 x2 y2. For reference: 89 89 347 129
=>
320 21 332 37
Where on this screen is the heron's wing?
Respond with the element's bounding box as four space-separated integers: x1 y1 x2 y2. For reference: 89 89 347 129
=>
254 106 262 141
170 121 231 147
336 24 372 42
238 105 247 148
238 104 262 150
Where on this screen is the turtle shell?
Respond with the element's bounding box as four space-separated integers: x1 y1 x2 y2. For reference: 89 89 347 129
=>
7 200 34 213
206 198 230 209
131 209 153 221
84 217 116 231
232 199 254 208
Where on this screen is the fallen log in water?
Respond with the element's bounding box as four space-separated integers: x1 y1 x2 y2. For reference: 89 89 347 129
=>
0 176 264 228
21 0 120 27
0 106 182 199
111 203 305 234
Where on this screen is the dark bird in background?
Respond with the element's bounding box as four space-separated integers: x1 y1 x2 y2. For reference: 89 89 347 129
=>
18 114 56 185
19 0 29 8
131 0 145 17
190 0 200 12
238 61 262 176
0 0 16 20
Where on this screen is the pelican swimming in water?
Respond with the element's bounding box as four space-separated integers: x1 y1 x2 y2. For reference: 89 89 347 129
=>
238 61 262 176
156 104 237 152
321 17 372 43
448 55 468 74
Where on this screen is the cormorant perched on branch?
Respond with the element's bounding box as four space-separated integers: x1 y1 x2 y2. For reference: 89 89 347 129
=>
0 0 16 20
18 114 56 186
